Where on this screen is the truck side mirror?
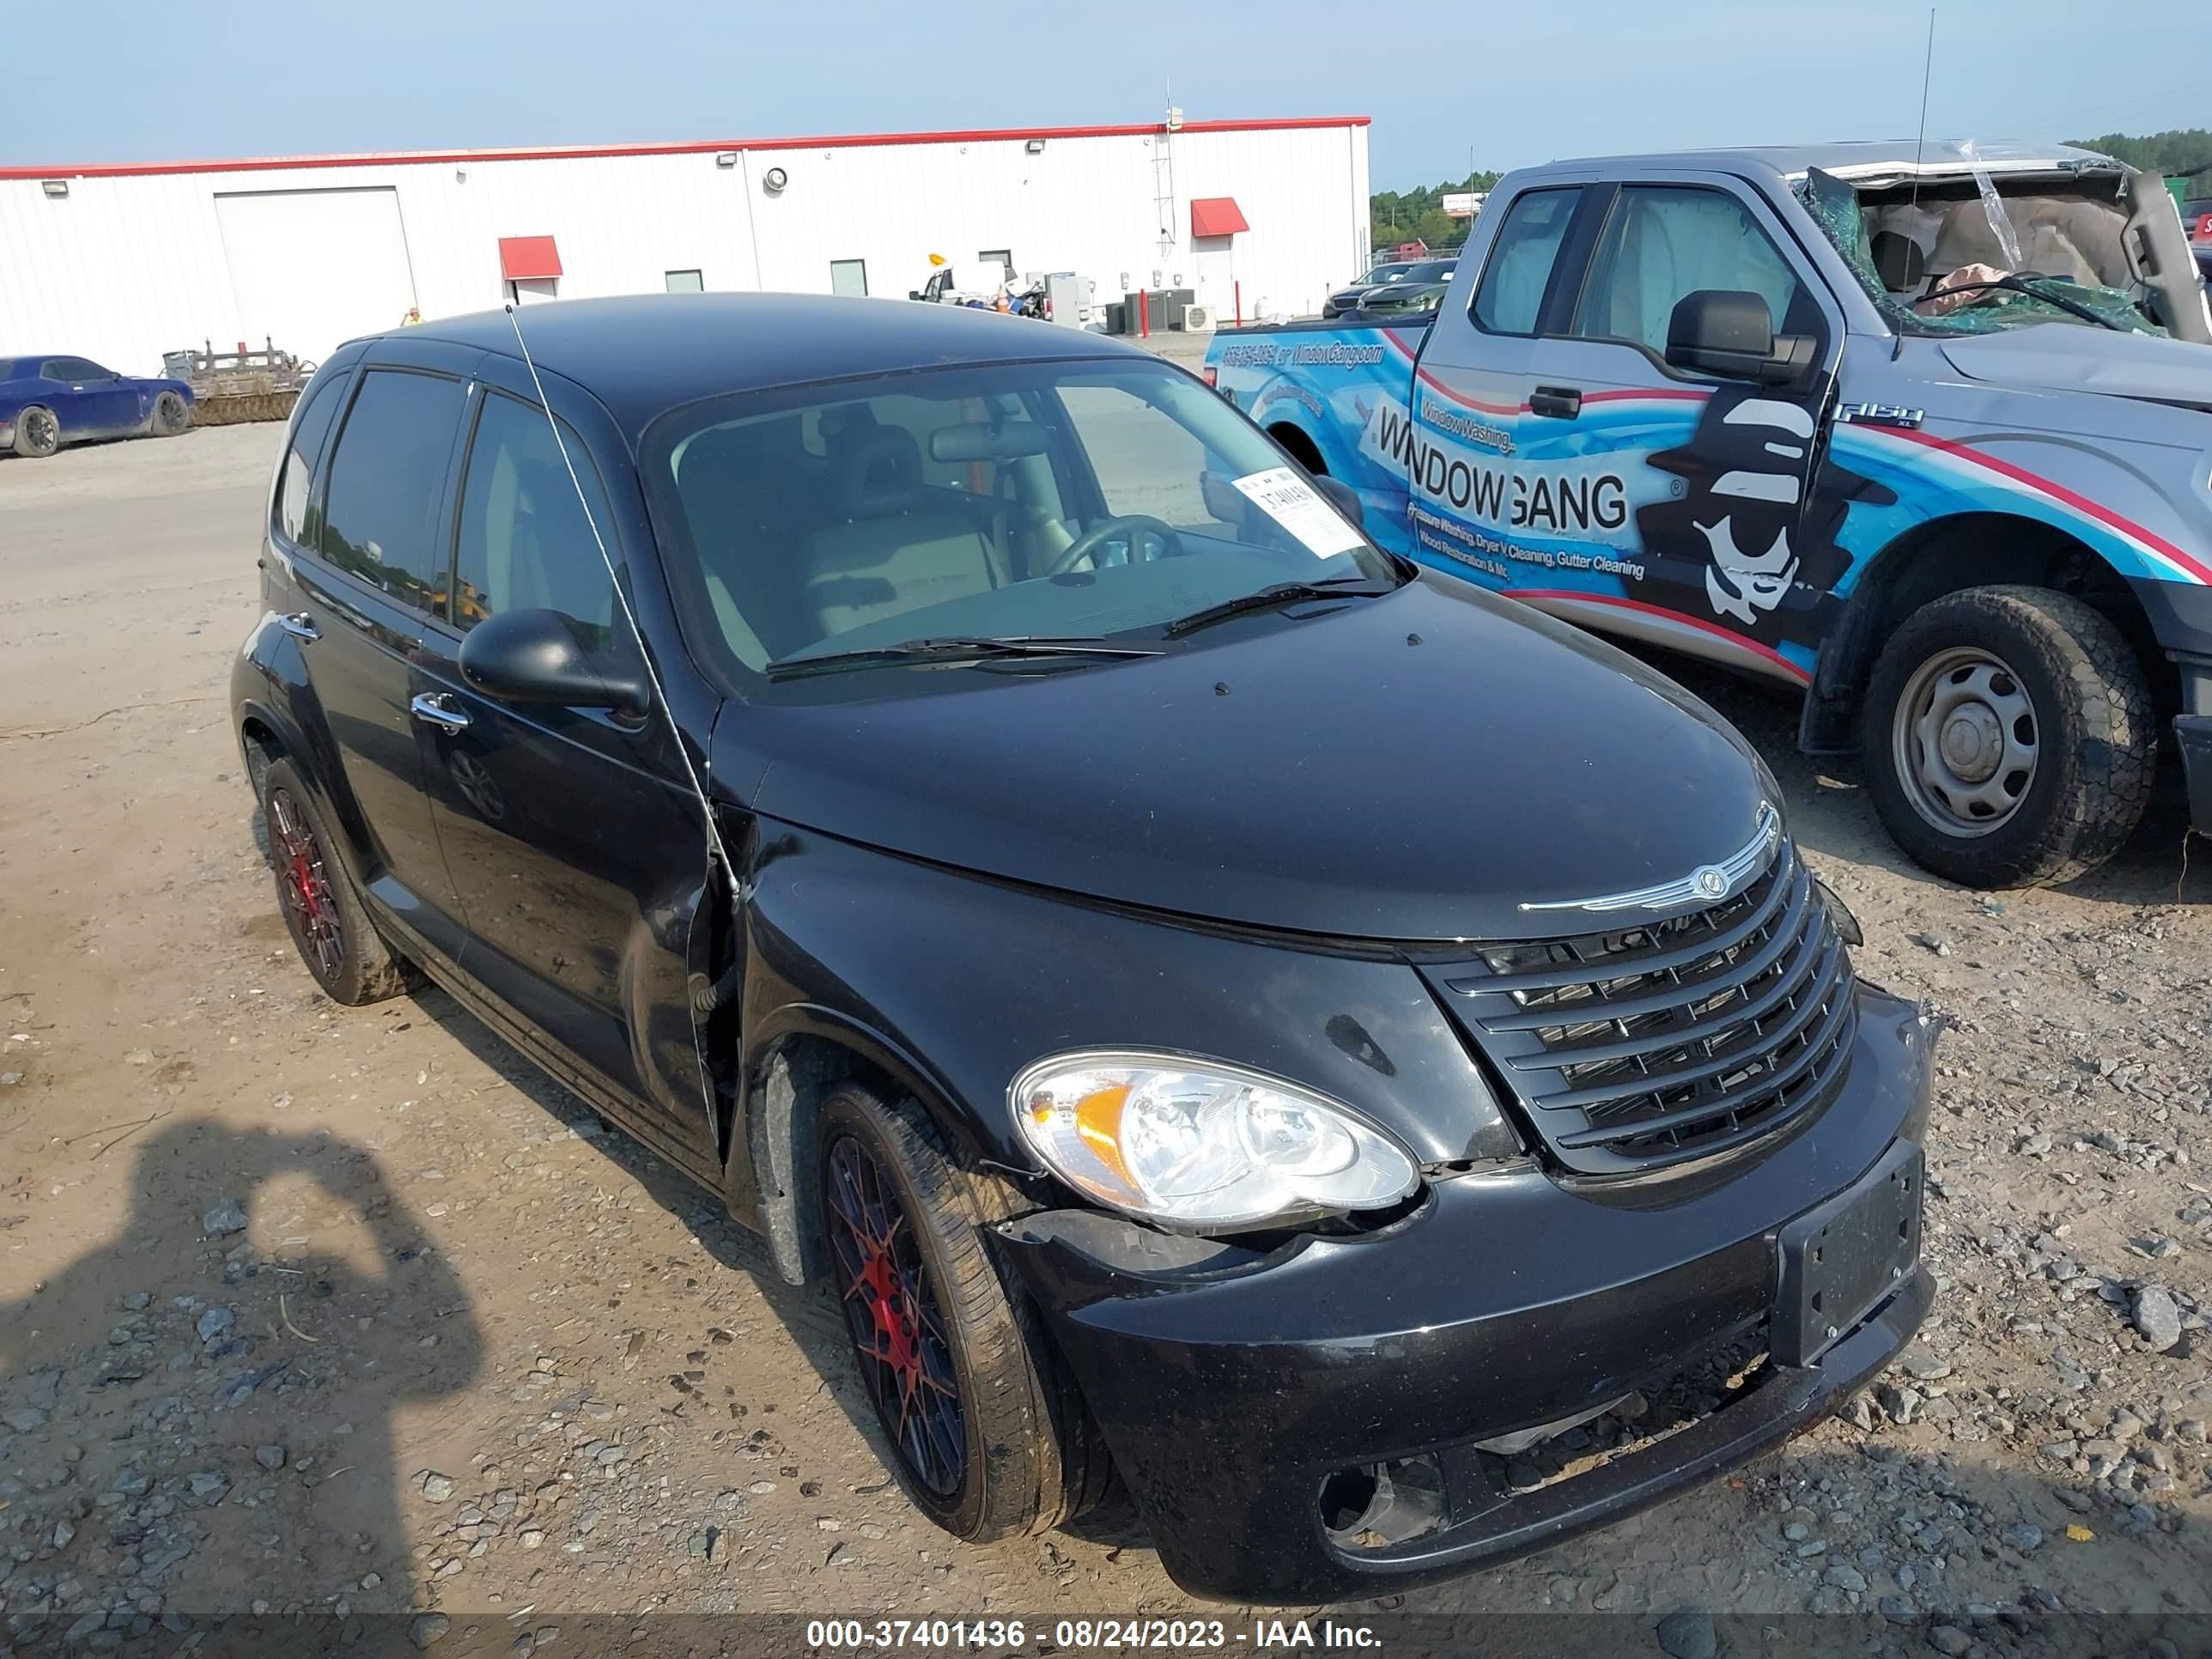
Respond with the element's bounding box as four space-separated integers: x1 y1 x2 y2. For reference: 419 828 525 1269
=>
1665 290 1814 386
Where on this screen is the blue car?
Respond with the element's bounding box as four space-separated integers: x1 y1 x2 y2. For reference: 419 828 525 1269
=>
0 354 194 459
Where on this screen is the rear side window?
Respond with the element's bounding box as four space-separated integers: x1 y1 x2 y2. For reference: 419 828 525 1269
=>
274 373 348 544
452 391 617 645
1572 185 1806 357
317 369 467 615
1471 189 1582 335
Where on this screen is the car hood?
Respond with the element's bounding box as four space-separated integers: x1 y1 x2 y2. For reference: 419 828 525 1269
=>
725 576 1773 942
1940 326 2212 412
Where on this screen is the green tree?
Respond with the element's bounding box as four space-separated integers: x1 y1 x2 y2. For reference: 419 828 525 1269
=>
1370 168 1502 252
2063 129 2212 177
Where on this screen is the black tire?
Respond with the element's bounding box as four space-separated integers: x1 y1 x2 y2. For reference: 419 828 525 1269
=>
1863 584 2152 887
13 405 59 458
152 392 190 436
258 758 416 1005
817 1083 1110 1542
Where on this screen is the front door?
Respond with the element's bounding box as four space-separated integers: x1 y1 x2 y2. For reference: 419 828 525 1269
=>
1403 184 1586 587
410 368 715 1165
44 357 137 435
1511 177 1855 684
294 359 475 958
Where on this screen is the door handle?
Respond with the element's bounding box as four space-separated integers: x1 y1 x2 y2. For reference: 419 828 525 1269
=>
1529 385 1583 420
410 693 472 733
276 612 321 642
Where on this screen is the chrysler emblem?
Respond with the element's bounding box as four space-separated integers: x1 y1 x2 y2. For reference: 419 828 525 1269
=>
1692 866 1729 900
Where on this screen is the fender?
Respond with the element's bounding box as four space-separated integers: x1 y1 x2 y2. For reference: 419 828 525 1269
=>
726 822 1520 1283
232 614 380 890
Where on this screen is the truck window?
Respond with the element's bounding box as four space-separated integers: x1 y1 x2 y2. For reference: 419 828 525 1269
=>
1470 189 1583 335
1572 185 1804 358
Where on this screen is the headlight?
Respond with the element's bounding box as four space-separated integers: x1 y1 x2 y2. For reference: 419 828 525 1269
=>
1010 1050 1419 1230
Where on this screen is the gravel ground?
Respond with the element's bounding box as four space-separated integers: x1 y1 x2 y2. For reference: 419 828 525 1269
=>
0 414 2207 1659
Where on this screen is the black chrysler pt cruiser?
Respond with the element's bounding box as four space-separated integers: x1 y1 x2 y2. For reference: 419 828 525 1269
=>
233 295 1932 1602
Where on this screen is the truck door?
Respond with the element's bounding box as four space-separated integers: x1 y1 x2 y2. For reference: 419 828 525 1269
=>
1506 174 1850 684
1404 185 1587 585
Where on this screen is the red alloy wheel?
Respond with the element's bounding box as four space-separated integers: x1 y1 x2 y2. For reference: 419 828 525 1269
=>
824 1133 966 1497
266 786 344 982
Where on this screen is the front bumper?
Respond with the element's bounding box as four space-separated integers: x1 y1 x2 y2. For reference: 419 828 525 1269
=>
996 987 1934 1603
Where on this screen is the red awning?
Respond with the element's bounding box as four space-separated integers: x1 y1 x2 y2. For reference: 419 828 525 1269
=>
498 235 563 282
1189 197 1249 238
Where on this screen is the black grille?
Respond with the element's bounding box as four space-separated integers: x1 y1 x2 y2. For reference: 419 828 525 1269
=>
1431 842 1855 1174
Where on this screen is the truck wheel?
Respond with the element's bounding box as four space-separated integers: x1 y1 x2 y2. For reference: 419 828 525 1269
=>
1863 585 2152 887
259 758 417 1005
152 392 190 435
13 405 59 458
817 1082 1109 1542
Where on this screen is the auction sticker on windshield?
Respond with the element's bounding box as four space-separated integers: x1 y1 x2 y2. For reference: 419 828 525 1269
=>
1230 466 1366 559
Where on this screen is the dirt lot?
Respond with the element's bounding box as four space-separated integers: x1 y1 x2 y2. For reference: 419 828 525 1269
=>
1 418 2208 1659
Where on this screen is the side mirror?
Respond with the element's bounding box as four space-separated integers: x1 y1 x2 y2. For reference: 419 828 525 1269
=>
459 607 649 717
1665 290 1814 385
1313 474 1365 528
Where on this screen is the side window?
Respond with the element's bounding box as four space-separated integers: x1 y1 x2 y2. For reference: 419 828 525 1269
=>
1054 382 1220 528
274 372 348 544
1471 189 1582 335
317 369 468 615
1572 185 1806 360
829 259 868 297
453 392 617 647
43 357 103 382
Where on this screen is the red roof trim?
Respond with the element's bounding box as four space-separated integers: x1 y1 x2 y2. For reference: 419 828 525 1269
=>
0 116 1370 182
1189 196 1249 237
498 235 562 282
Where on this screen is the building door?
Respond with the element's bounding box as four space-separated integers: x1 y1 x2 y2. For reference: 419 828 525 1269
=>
216 188 418 362
1193 237 1235 320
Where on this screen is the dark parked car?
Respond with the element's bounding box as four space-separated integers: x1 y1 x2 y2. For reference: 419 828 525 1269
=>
233 294 1933 1601
1334 257 1460 319
1321 259 1417 318
0 354 192 458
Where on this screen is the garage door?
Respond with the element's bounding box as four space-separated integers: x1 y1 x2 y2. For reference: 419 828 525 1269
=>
216 188 418 364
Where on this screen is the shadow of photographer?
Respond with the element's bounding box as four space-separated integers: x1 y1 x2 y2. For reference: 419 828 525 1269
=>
0 1117 483 1648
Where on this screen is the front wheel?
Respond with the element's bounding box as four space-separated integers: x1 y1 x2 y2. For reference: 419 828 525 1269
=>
152 392 190 436
816 1083 1109 1542
1862 585 2152 887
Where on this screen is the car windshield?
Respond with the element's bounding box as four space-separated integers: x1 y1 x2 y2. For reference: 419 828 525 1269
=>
643 357 1399 685
1798 166 2165 338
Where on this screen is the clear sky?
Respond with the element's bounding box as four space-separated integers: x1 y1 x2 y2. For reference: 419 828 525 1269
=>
15 0 2198 189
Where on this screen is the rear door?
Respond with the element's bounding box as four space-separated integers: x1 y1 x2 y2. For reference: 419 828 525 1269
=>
1401 184 1587 583
1512 173 1849 680
410 356 717 1168
290 345 477 960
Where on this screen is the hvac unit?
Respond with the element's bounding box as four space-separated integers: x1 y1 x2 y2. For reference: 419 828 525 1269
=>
1180 303 1213 331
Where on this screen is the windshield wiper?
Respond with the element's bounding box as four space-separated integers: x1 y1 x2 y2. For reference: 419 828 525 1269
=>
1164 576 1396 638
1929 275 2129 331
764 635 1163 679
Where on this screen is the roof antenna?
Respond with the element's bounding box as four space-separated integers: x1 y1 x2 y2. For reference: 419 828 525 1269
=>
499 301 743 908
1894 7 1937 359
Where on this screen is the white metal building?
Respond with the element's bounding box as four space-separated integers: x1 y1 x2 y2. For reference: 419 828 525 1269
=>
0 115 1371 376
